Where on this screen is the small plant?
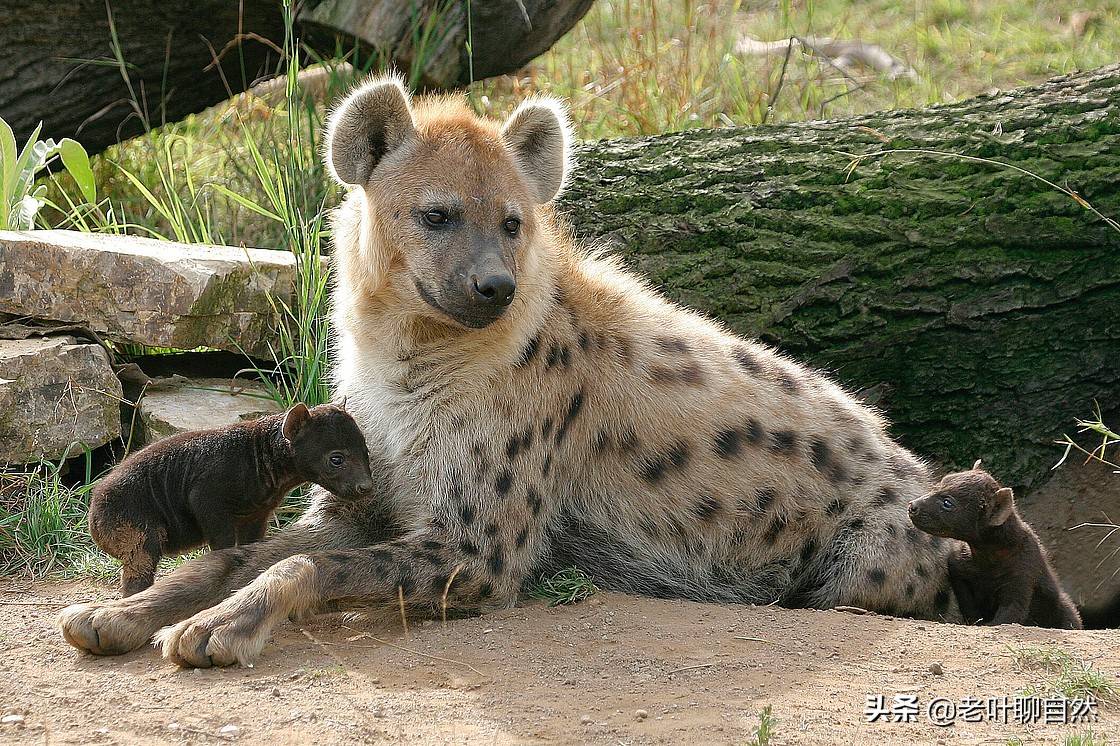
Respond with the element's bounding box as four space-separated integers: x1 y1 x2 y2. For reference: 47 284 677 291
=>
0 117 95 229
526 567 599 606
752 705 776 746
1063 731 1107 746
1012 645 1119 703
0 448 99 577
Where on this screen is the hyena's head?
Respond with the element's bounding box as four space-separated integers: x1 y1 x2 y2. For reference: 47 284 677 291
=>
907 460 1014 543
325 74 571 330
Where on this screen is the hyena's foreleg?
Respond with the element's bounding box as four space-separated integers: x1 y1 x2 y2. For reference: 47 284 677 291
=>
156 526 520 668
59 513 373 656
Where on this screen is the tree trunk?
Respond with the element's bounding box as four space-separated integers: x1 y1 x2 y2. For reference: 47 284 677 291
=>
559 63 1120 491
1 0 594 155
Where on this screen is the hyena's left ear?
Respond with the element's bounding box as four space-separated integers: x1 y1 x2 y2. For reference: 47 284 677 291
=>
987 486 1014 526
500 97 573 203
326 74 416 187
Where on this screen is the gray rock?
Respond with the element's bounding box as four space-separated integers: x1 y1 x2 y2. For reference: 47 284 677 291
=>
0 229 302 357
138 377 282 445
0 336 122 463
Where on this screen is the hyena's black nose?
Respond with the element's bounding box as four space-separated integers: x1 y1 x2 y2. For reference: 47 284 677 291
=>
907 500 918 515
472 272 516 307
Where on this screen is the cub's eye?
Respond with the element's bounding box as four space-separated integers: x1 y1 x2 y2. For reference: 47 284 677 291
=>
503 217 521 236
329 452 345 468
423 209 450 227
941 497 954 510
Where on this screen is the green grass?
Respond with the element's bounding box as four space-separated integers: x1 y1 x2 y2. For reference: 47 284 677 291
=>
1012 645 1119 703
0 449 98 577
751 705 776 746
526 568 599 606
1062 732 1109 746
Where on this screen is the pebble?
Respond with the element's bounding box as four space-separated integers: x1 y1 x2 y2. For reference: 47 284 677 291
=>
929 662 944 675
580 715 593 725
635 709 649 720
370 708 385 719
219 724 240 736
1 715 24 725
271 687 281 697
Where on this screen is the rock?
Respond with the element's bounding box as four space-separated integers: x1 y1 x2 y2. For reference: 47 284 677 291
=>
580 715 592 725
137 377 282 445
1 714 25 725
635 709 649 720
0 230 304 357
218 724 239 736
0 336 122 462
928 662 944 675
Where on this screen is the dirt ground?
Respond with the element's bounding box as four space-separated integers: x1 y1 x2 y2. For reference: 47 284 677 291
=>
1 581 1117 745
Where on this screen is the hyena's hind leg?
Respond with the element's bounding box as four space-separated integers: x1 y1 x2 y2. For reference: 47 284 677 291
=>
59 510 376 656
787 502 963 622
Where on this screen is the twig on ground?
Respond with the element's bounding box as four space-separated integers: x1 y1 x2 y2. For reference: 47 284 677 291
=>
667 663 715 675
337 627 485 676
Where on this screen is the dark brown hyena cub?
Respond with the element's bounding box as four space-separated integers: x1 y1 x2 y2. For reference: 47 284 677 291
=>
89 403 374 596
907 460 1081 629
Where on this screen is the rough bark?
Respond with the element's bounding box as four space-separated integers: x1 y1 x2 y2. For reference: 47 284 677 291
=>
1 0 594 155
559 64 1120 490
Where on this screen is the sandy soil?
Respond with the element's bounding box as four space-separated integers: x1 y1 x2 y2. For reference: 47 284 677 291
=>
1 581 1117 745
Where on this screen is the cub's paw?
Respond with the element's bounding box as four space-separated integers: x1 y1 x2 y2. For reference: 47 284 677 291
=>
155 595 273 668
58 602 154 655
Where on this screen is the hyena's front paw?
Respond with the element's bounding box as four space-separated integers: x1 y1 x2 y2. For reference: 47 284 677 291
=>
58 602 156 655
154 594 274 668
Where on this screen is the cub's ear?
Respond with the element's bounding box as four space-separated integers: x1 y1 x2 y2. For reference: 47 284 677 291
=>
987 486 1015 526
326 75 415 186
282 402 311 441
500 97 572 203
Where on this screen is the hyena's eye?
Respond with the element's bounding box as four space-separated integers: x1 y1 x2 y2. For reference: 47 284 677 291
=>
329 452 345 468
503 217 521 236
423 209 451 228
941 496 954 511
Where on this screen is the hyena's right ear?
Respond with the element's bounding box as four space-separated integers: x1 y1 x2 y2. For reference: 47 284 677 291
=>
326 75 415 186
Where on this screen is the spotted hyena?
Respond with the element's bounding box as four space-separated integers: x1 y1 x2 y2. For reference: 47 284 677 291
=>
58 77 959 667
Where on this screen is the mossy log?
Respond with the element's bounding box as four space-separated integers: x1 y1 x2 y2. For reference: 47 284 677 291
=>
559 64 1120 490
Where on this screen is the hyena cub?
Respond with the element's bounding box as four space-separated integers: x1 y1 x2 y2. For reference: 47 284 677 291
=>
89 404 374 596
908 461 1081 629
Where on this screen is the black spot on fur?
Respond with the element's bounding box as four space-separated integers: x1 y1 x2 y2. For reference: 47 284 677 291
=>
517 335 541 367
867 568 887 587
694 494 721 522
809 437 831 472
459 503 476 525
777 370 801 394
746 418 765 444
714 427 741 458
578 329 591 351
656 336 690 354
541 452 553 477
905 526 921 544
906 583 915 598
640 455 667 483
825 497 847 516
485 522 499 538
422 540 443 551
763 514 788 544
460 539 479 556
916 563 929 579
431 574 451 595
770 430 798 454
515 528 529 549
733 346 761 374
799 538 817 564
592 428 611 453
668 441 689 468
541 417 554 440
488 548 505 575
494 470 513 496
617 427 639 452
479 581 493 599
505 434 522 460
554 389 585 445
526 487 542 516
845 518 865 532
935 588 951 612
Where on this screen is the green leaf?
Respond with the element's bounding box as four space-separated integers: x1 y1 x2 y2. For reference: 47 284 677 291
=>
0 117 16 224
58 139 96 204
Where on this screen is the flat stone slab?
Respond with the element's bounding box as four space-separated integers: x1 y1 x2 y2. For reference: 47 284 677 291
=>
138 377 282 445
0 230 300 357
0 336 122 463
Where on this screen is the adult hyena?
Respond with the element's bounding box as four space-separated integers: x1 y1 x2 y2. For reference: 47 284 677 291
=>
59 77 959 667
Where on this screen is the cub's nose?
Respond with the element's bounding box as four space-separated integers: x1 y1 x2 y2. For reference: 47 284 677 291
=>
907 500 918 515
471 272 516 307
355 480 373 495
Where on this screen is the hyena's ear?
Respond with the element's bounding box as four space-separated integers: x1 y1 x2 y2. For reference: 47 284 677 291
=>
987 486 1015 526
326 75 415 186
282 402 311 442
972 458 983 470
500 97 573 203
